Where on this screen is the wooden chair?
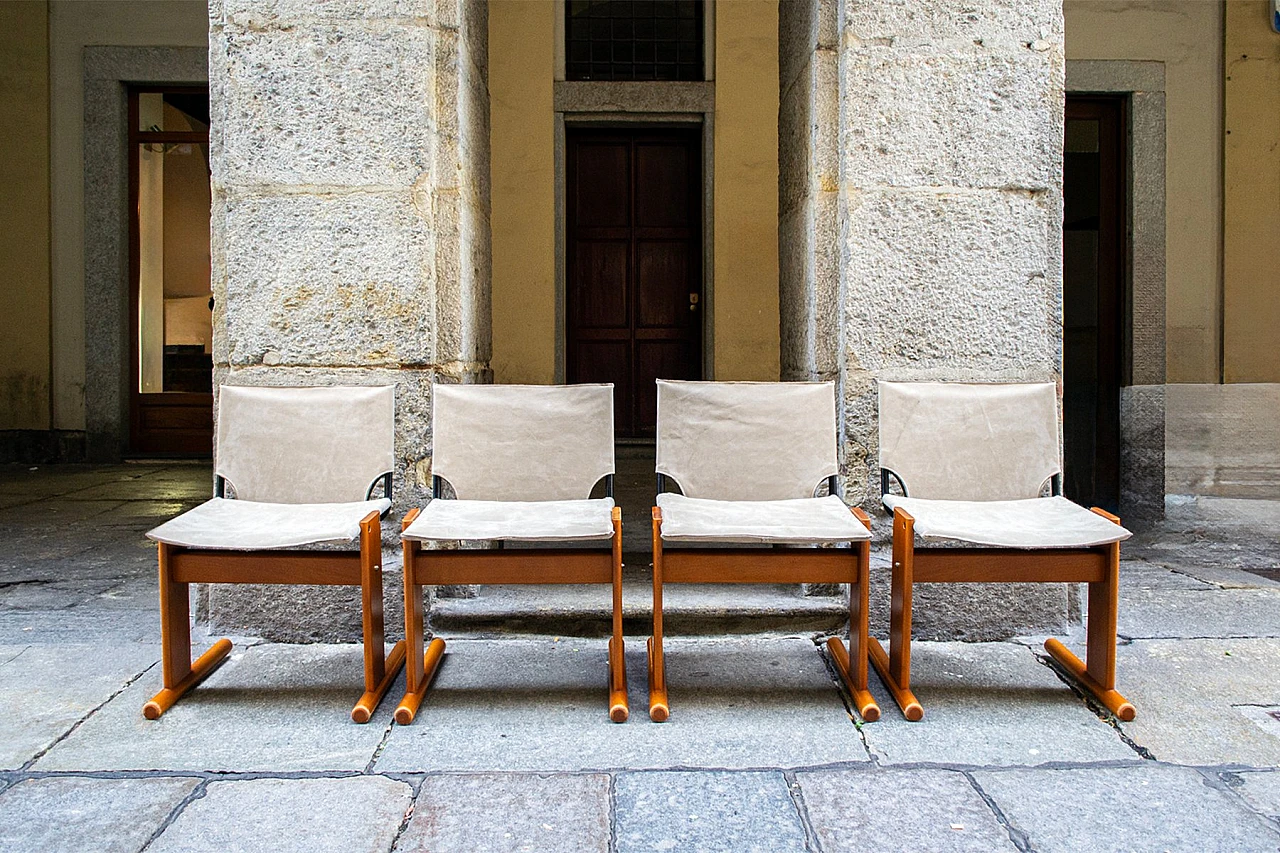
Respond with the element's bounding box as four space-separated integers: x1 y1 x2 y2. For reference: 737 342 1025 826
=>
649 380 878 723
870 381 1135 722
143 385 404 723
396 383 627 724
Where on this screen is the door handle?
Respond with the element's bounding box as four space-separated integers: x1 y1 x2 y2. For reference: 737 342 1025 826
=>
689 293 699 312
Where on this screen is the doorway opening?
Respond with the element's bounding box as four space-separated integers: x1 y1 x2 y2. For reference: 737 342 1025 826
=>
127 86 213 456
565 126 703 438
1063 95 1127 513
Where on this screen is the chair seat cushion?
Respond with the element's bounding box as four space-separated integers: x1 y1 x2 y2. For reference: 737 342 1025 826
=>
656 493 870 544
146 497 392 550
882 494 1131 548
403 498 616 542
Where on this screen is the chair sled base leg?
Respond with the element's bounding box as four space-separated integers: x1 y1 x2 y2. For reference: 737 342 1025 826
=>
143 638 233 720
351 640 408 724
647 636 669 722
867 637 924 722
1044 638 1135 721
394 637 446 726
826 637 880 722
608 635 629 723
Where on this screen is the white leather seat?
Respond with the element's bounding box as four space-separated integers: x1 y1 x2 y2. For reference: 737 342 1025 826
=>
882 494 1131 549
656 493 871 544
403 497 616 542
147 497 392 551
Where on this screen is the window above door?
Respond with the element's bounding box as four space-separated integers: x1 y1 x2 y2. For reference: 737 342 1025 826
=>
565 0 705 82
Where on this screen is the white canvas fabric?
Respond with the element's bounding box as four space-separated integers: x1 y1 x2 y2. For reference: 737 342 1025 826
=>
882 494 1131 548
655 380 839 501
878 382 1061 501
656 493 870 544
216 385 394 504
431 384 614 501
402 498 615 542
146 497 392 550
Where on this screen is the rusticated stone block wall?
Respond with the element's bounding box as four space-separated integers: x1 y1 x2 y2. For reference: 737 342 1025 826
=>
781 1 1070 638
206 0 490 640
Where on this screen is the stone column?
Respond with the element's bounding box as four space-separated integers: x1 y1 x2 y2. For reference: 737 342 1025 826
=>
781 1 1069 638
205 0 490 640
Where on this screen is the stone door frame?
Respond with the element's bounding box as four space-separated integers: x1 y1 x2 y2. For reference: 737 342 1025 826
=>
82 46 208 461
1066 60 1167 522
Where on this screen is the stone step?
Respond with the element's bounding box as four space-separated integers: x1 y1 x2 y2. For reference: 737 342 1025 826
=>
429 581 850 638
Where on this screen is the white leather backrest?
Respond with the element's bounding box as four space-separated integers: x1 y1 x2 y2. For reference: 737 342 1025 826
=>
216 385 395 504
656 380 839 501
878 382 1060 501
432 383 615 501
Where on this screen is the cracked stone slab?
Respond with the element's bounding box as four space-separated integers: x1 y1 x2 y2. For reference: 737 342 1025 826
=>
1119 560 1215 591
0 776 198 853
147 776 413 853
0 643 160 770
375 637 868 772
35 643 394 772
974 765 1280 853
614 771 808 853
398 773 611 853
861 642 1133 766
796 768 1017 851
0 607 160 645
1118 587 1280 639
1232 771 1280 821
1100 638 1280 766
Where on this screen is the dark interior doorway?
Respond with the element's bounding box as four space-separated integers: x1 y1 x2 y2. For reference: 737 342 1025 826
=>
566 127 702 438
128 86 214 456
1063 96 1126 512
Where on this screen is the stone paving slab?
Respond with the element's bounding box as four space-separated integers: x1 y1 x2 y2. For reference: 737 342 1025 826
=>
614 771 808 853
36 643 394 772
0 465 167 497
1234 770 1280 821
1103 638 1280 766
1118 587 1280 639
0 643 160 770
0 607 160 645
0 776 198 853
796 768 1016 852
861 642 1134 766
974 765 1280 853
1119 560 1215 590
147 776 413 853
375 637 868 773
399 773 611 852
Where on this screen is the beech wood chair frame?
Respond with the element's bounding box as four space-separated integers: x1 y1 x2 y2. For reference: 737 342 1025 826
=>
144 476 405 724
870 472 1134 723
396 475 628 725
649 474 880 724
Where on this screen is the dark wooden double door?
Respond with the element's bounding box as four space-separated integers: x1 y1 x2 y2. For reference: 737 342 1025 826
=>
567 128 702 438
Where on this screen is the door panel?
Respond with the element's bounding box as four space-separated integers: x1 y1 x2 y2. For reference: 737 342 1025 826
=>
567 128 702 438
1063 96 1125 512
636 242 690 328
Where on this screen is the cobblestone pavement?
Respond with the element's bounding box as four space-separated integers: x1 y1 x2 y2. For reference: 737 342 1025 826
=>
1 463 1279 852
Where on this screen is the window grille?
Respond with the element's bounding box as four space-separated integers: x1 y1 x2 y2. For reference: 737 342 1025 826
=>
566 0 704 82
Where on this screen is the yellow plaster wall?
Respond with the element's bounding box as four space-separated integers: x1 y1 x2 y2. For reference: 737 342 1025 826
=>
1223 1 1280 382
712 0 780 380
0 1 52 430
1064 1 1224 384
489 1 557 384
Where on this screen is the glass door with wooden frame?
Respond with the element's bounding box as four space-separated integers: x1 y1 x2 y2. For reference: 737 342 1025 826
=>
128 87 214 456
